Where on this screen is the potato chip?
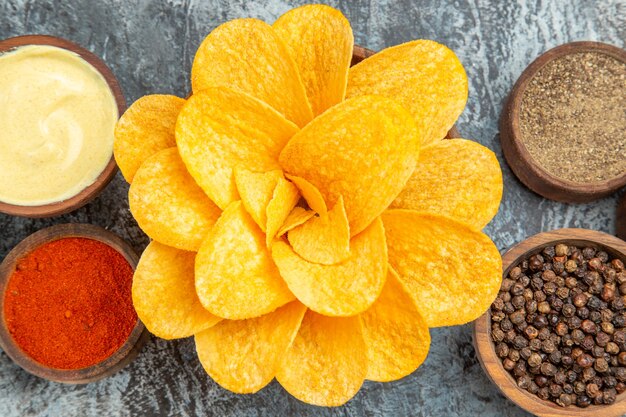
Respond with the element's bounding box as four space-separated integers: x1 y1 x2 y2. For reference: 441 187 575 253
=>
176 87 299 209
288 196 350 265
381 210 502 327
114 94 185 183
195 201 294 319
191 18 313 127
273 4 353 116
272 217 387 316
391 139 502 230
276 310 367 406
133 241 221 339
285 174 327 219
347 40 467 146
234 168 284 231
276 207 316 237
129 148 221 251
279 96 419 236
265 178 300 247
195 301 306 393
360 267 430 382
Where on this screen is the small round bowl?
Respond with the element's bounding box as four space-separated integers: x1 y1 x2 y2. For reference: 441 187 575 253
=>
474 228 626 417
0 224 147 384
352 45 460 139
500 42 626 203
0 35 126 218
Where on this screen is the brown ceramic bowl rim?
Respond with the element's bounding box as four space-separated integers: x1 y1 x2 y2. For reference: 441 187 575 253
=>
500 41 626 202
0 35 126 218
474 228 626 416
0 224 147 384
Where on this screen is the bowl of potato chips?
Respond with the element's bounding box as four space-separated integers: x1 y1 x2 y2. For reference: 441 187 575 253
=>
115 4 504 406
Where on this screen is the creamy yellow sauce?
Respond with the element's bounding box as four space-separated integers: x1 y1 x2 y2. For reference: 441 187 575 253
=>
0 45 118 206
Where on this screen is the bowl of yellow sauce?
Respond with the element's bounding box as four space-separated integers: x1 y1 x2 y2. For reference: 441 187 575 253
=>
0 35 126 217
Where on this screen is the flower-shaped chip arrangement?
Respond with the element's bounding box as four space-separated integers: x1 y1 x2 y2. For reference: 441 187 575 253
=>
114 4 504 406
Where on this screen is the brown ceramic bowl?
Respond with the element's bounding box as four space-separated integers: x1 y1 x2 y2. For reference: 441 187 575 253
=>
500 42 626 203
474 228 626 417
0 35 126 218
352 45 460 139
0 224 147 384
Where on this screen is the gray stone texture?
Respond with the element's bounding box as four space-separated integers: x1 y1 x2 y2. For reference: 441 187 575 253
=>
0 0 625 416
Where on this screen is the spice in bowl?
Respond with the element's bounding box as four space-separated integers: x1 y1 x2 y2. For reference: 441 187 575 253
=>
519 51 626 184
3 237 136 369
490 244 626 408
0 44 118 206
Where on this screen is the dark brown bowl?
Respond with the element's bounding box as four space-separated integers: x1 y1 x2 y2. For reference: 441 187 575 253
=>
474 228 626 417
0 224 148 384
500 42 626 203
352 45 460 140
0 35 126 218
618 195 626 241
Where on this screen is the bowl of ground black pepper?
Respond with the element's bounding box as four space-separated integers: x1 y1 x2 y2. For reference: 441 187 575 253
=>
500 42 626 203
0 223 148 383
474 228 626 416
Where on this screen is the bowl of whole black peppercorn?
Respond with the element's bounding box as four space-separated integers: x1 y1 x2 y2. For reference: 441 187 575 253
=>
474 228 626 417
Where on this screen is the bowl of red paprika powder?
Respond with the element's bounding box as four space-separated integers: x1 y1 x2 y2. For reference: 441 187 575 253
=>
0 224 148 383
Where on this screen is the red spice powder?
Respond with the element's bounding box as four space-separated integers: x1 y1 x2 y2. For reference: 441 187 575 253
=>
3 237 137 369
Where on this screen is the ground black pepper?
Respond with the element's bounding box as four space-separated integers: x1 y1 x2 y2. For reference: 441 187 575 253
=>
491 244 626 408
519 52 626 183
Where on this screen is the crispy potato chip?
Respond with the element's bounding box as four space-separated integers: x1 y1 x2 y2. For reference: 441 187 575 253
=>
176 87 299 209
276 207 316 237
195 201 294 319
114 94 185 182
129 148 221 251
279 96 419 236
347 40 467 146
285 174 327 218
272 217 387 316
288 196 350 265
273 4 353 116
391 139 503 230
276 310 367 406
234 168 284 231
133 241 221 339
265 178 300 247
360 267 430 382
381 210 502 327
195 301 306 393
191 18 313 127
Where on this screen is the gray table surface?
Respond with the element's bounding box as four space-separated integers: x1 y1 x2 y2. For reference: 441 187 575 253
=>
1 0 625 416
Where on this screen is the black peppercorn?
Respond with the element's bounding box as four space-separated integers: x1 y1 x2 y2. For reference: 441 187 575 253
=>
602 284 616 302
535 375 548 387
581 335 595 351
549 350 562 365
586 383 600 397
561 355 573 367
603 388 617 405
577 395 591 407
614 367 626 381
538 387 550 400
555 244 569 257
589 258 603 271
577 353 594 368
544 281 557 295
517 375 531 389
529 338 542 351
513 361 527 378
572 292 588 307
581 319 597 334
606 342 620 355
510 309 526 325
555 322 568 336
513 335 528 349
541 362 557 376
574 380 587 394
549 383 563 398
617 382 626 393
595 357 609 373
527 352 542 368
502 358 515 371
571 329 585 344
495 342 509 358
612 297 625 310
529 255 544 271
520 347 532 360
568 316 582 329
562 303 576 317
533 314 548 329
601 321 615 334
598 251 609 263
614 330 626 344
582 367 596 381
